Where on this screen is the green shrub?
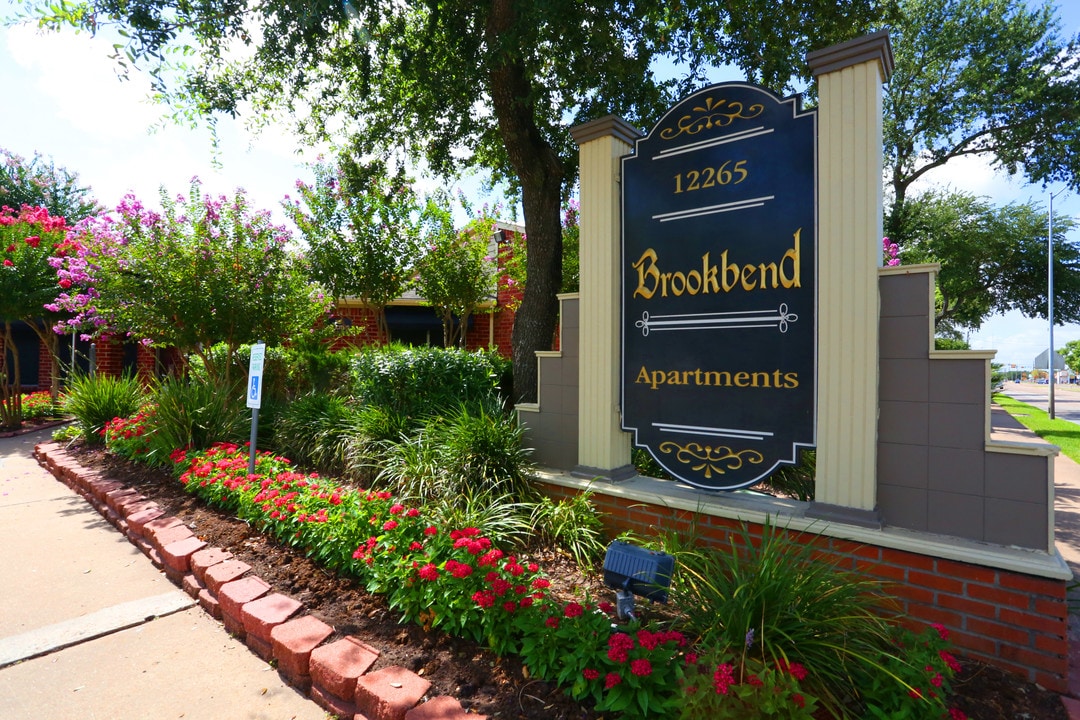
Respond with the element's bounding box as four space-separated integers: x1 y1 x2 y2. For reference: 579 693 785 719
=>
668 518 897 713
426 486 534 549
427 404 533 498
632 446 673 480
377 404 533 503
338 403 413 483
62 372 147 444
757 449 816 501
21 391 60 420
530 492 607 570
351 344 502 423
273 392 359 475
189 342 293 403
51 422 82 443
145 374 247 459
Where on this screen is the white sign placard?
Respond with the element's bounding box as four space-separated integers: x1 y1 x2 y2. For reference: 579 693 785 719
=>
246 342 266 409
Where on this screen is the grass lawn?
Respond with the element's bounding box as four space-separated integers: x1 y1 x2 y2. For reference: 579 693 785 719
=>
992 392 1080 465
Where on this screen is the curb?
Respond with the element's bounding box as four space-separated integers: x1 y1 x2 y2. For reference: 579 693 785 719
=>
33 441 485 720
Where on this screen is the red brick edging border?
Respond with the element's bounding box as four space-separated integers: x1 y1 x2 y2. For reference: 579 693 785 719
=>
33 441 483 720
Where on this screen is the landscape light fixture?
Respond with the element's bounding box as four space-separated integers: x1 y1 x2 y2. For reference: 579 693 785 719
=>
602 540 674 621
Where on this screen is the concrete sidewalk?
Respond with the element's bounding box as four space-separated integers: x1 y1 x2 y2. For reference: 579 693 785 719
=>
0 426 327 720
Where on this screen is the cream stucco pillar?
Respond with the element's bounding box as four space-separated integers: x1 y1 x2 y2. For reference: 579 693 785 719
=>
569 116 641 480
806 31 893 521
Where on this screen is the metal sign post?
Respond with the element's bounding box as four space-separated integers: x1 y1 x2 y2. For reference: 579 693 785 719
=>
246 342 266 475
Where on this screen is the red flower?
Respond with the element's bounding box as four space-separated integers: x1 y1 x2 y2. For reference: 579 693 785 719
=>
777 658 808 680
792 693 805 708
630 659 652 677
2 259 12 267
58 278 72 289
583 668 600 681
406 507 420 517
531 578 550 590
564 602 584 618
545 616 560 629
417 563 439 581
472 590 495 608
389 503 404 515
932 622 950 641
24 235 40 248
598 601 615 615
502 600 517 613
713 663 735 695
939 651 961 673
604 672 622 689
949 709 967 720
383 519 398 531
424 526 438 536
747 674 763 687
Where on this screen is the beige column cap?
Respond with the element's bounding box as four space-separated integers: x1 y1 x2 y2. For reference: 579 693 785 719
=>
570 115 642 146
807 29 894 82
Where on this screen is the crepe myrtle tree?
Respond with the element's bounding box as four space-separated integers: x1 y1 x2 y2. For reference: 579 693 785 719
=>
49 179 330 386
0 147 101 224
22 0 882 401
0 205 71 426
415 191 500 348
283 154 420 343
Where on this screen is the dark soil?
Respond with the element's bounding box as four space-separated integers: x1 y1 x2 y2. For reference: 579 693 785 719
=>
54 437 1071 720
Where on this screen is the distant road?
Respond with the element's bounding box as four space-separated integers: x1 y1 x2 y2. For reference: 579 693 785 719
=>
998 381 1080 424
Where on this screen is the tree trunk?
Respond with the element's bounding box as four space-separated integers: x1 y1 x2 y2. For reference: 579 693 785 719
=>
487 0 565 403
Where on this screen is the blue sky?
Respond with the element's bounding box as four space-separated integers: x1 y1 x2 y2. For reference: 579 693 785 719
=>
3 4 1080 369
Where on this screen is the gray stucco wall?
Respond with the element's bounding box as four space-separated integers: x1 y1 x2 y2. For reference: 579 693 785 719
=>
877 271 1050 550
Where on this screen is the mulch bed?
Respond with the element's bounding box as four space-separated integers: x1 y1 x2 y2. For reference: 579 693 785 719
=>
32 427 1073 720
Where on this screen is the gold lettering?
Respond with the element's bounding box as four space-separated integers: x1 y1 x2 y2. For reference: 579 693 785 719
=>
751 371 770 387
784 372 799 388
734 372 750 387
779 228 801 288
721 250 739 292
636 366 650 385
759 262 778 288
666 370 682 385
669 271 687 296
703 253 719 293
740 264 756 291
633 249 660 299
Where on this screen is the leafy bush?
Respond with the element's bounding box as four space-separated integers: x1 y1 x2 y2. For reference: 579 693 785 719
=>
189 342 293 403
62 372 147 444
51 422 82 443
145 374 246 459
21 391 61 420
857 623 963 719
668 518 897 712
102 409 157 462
351 344 502 423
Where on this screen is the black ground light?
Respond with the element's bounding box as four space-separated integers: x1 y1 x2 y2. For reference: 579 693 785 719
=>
602 540 674 620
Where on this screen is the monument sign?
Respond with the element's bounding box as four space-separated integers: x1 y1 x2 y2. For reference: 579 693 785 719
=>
621 82 816 490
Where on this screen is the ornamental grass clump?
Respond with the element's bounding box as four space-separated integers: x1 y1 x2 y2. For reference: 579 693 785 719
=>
62 372 147 444
668 518 897 713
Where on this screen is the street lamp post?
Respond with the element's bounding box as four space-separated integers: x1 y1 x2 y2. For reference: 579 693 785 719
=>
1049 188 1066 420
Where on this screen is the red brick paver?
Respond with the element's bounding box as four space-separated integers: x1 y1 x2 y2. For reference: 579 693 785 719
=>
355 665 431 720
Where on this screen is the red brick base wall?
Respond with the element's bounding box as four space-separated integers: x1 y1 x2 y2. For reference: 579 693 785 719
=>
537 481 1070 693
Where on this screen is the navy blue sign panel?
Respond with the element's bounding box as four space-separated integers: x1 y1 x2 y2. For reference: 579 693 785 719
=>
621 82 816 491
